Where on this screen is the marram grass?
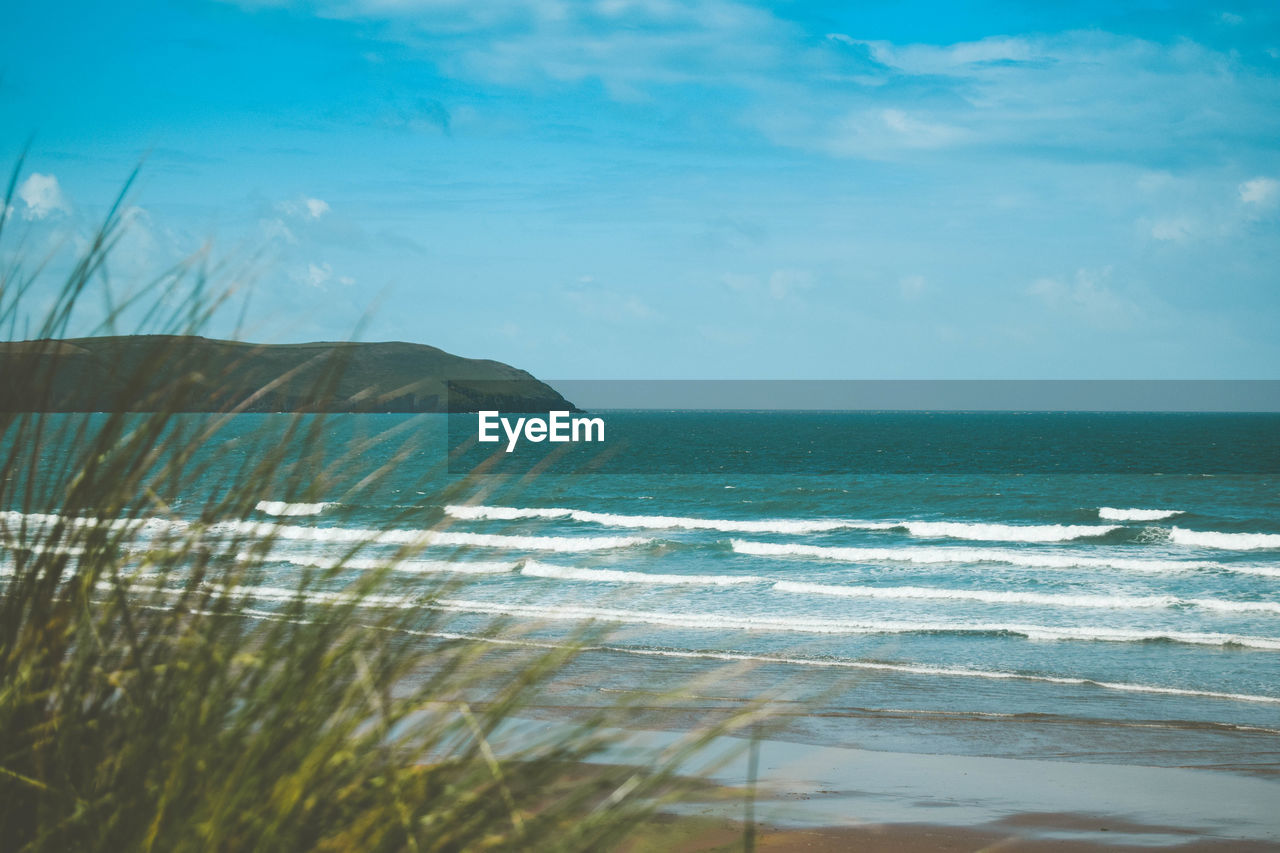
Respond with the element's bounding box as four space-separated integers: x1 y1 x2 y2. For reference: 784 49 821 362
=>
0 160 768 852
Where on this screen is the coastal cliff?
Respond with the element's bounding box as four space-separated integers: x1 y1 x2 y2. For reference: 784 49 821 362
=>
0 336 575 413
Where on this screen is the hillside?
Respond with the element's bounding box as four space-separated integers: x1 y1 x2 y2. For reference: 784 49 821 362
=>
0 336 576 413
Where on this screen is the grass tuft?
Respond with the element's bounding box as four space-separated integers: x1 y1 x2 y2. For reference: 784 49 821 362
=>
0 158 768 852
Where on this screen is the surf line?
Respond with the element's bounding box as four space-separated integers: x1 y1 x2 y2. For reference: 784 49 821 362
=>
477 410 604 453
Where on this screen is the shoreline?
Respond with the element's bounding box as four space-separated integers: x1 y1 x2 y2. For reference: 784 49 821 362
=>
511 720 1280 847
623 814 1280 852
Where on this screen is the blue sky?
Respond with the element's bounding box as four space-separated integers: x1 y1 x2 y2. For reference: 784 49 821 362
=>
2 0 1278 378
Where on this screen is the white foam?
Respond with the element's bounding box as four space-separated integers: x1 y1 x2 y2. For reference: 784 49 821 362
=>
731 539 1280 578
0 510 191 535
2 510 649 554
444 504 858 534
444 505 1119 542
115 603 1280 707
601 648 1280 705
430 598 1280 650
2 541 88 558
255 501 333 517
130 581 418 610
219 583 414 608
1185 598 1280 616
897 521 1118 543
520 560 762 586
1099 507 1183 521
772 581 1175 610
1170 527 1280 550
261 553 520 575
213 520 649 552
772 580 1280 616
382 628 1280 706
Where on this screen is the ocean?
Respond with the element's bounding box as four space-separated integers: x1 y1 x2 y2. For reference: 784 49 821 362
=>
5 411 1280 775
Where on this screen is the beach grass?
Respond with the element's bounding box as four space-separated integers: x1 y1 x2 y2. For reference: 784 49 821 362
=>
0 158 767 852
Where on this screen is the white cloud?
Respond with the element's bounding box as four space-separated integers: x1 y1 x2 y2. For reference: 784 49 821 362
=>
622 295 655 318
561 282 659 321
790 107 968 159
260 217 298 244
305 262 332 288
109 206 162 278
1238 177 1279 206
18 173 70 220
762 30 1280 164
880 109 963 148
1135 171 1176 193
1149 217 1195 241
899 274 926 300
241 0 782 98
720 272 757 293
277 196 331 220
718 269 814 300
223 1 1280 170
1028 267 1141 329
768 268 813 300
846 35 1037 76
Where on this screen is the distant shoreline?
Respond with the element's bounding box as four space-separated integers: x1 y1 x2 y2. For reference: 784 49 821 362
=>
0 335 578 413
491 716 1280 848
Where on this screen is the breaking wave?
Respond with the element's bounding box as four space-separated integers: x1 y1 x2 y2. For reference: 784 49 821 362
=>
1 510 649 553
212 520 650 552
259 553 520 575
131 606 1280 707
602 648 1280 705
428 598 1280 650
255 501 333 517
444 505 1120 543
896 521 1118 542
1099 507 1183 521
520 560 762 586
386 628 1280 706
445 505 1125 543
1169 527 1280 550
444 504 858 534
730 539 1280 577
771 580 1280 615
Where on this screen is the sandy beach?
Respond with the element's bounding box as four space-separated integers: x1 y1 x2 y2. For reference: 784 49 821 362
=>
535 721 1280 849
625 815 1280 852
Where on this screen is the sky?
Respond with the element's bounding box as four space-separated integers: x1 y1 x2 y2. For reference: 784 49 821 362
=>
1 0 1278 380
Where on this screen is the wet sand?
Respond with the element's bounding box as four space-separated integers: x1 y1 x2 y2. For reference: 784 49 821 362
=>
622 813 1280 852
564 722 1280 849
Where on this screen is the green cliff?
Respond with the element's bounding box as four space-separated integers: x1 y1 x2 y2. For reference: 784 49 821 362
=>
0 336 576 413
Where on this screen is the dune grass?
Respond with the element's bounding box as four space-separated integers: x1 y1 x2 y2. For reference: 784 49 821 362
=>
0 159 766 852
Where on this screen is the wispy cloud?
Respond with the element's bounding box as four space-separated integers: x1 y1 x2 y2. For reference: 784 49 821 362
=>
1149 217 1196 242
767 268 813 301
784 30 1280 164
302 261 332 288
1239 176 1279 205
560 280 660 322
18 173 70 220
1028 267 1144 330
15 0 1277 376
899 274 926 300
277 196 331 220
220 0 1280 169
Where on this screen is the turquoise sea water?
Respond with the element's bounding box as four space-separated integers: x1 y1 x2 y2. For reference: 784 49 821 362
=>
6 412 1280 772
